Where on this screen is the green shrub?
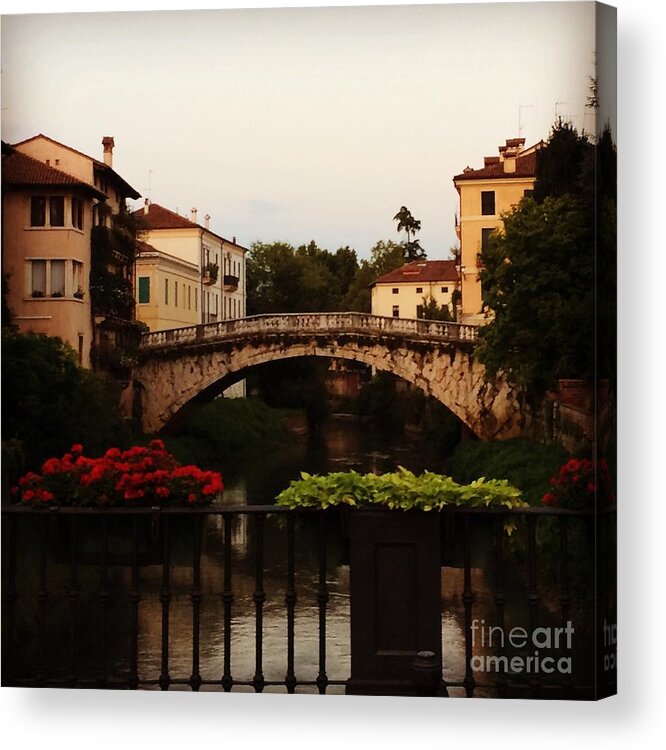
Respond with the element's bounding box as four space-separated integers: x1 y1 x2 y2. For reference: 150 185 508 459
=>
163 397 290 467
446 437 568 506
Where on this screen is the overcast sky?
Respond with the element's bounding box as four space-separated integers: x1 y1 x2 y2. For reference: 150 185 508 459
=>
1 1 596 258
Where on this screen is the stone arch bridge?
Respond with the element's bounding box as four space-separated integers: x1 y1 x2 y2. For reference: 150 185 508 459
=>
133 313 524 439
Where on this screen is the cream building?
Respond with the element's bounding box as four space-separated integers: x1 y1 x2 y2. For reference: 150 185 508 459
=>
133 201 247 329
453 137 543 324
2 136 140 368
371 260 459 320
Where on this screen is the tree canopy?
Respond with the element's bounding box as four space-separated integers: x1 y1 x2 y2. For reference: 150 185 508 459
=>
393 206 426 261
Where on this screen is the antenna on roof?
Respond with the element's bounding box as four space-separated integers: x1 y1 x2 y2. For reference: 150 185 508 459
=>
143 169 154 201
518 104 534 138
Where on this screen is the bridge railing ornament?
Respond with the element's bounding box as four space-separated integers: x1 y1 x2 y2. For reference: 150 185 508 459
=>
140 313 479 349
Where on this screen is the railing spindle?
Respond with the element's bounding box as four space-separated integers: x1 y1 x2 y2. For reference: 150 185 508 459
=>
6 514 18 685
252 513 266 693
129 516 140 689
285 513 297 693
98 515 110 687
159 515 171 691
190 515 203 691
462 515 476 697
316 512 329 694
493 516 507 697
221 513 233 692
37 515 49 687
526 515 541 698
67 516 80 688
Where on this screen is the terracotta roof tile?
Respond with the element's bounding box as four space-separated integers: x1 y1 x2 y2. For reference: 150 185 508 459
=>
9 134 141 199
453 151 537 182
133 202 249 251
2 147 106 199
373 260 459 286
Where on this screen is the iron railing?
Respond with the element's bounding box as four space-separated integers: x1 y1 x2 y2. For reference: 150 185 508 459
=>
139 313 479 351
1 504 615 697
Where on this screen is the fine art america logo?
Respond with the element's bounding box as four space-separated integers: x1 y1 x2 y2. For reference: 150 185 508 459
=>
470 619 575 675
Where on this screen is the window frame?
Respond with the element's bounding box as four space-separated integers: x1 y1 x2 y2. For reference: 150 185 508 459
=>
138 276 151 304
481 190 496 216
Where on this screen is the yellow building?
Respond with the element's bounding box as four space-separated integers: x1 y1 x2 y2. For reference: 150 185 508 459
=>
453 137 543 324
370 260 459 320
134 240 201 330
133 201 247 329
2 136 140 368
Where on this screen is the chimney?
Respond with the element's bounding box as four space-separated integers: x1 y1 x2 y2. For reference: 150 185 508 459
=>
102 136 115 168
204 214 210 230
190 208 198 223
143 198 150 215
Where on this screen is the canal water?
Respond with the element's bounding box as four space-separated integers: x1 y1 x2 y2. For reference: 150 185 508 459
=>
131 416 468 694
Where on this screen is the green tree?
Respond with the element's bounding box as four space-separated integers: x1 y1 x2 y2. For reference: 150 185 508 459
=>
419 294 453 321
477 194 594 398
1 330 129 483
533 119 592 204
393 206 426 261
247 240 356 314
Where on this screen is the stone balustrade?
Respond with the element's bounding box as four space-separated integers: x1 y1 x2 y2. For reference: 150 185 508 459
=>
140 313 479 350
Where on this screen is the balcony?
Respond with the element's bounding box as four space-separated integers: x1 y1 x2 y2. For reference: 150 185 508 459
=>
223 274 239 292
202 262 219 286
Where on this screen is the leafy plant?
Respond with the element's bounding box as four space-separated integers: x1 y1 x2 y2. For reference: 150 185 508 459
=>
276 466 525 513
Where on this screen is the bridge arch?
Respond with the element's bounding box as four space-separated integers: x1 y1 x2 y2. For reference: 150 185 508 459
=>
133 313 524 440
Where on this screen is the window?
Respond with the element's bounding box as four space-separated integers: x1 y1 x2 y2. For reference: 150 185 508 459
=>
481 191 495 216
138 277 150 304
49 197 65 227
481 228 494 252
28 258 80 298
416 287 423 294
71 198 84 230
50 260 65 297
188 285 192 310
31 197 46 227
31 260 46 296
523 189 534 200
441 286 449 294
392 305 399 317
416 304 424 319
73 261 83 297
165 278 169 305
31 195 81 228
392 288 399 294
175 282 178 307
195 288 198 312
77 335 84 365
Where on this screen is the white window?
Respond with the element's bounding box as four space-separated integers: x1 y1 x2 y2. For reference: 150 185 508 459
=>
27 259 83 299
31 260 46 297
51 260 66 297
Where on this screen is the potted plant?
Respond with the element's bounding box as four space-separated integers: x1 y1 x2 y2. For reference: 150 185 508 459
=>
276 468 524 695
73 287 85 300
12 441 223 565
